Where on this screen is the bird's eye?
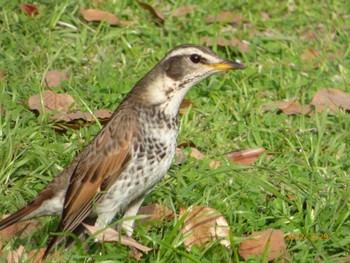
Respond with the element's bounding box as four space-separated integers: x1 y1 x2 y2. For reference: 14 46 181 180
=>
190 54 201 64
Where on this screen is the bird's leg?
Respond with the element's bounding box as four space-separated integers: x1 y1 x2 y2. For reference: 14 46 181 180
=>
121 194 145 236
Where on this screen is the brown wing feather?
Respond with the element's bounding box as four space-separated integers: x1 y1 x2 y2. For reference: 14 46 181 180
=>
44 108 138 255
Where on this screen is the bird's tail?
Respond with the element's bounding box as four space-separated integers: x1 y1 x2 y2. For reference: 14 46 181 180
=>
0 202 38 231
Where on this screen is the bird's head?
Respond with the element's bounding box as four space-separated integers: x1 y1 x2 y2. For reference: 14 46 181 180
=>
129 44 245 112
161 44 245 86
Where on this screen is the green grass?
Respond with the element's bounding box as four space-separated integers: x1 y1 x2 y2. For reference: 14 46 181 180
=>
1 0 349 262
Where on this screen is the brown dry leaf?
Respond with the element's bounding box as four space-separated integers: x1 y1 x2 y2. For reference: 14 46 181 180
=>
28 90 75 114
137 204 173 223
27 248 45 263
6 245 25 263
180 206 230 251
190 147 205 160
227 148 271 165
45 70 69 87
82 223 152 252
208 160 222 169
301 49 320 63
287 194 297 201
137 1 165 24
262 100 312 115
335 256 350 263
301 29 318 41
278 100 312 115
0 70 5 79
200 36 249 53
175 147 205 164
93 109 113 119
51 109 112 122
205 11 242 24
179 98 194 115
0 215 39 240
18 4 39 16
260 12 270 20
173 5 196 17
311 88 350 113
0 106 4 116
175 147 188 164
80 8 132 26
238 228 290 261
261 101 280 112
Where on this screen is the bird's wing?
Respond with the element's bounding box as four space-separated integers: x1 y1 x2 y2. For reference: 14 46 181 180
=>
45 108 139 254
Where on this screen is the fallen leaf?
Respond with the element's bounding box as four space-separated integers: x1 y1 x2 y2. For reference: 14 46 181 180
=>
0 106 4 116
175 146 205 164
301 29 318 41
261 101 280 112
51 109 112 122
205 11 242 24
177 141 198 148
6 245 25 263
190 147 205 160
301 49 320 63
287 194 297 201
0 70 5 79
173 5 196 17
175 147 188 165
311 88 350 113
262 100 312 115
137 204 173 223
45 70 69 87
137 1 165 24
238 228 290 261
180 206 230 251
18 4 39 16
201 36 249 53
82 223 152 252
28 90 75 114
0 215 39 239
278 100 312 115
80 8 132 26
179 98 194 115
260 12 270 20
27 248 46 263
208 160 222 169
227 148 272 165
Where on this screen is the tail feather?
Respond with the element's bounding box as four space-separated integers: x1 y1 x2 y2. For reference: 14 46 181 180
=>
0 203 39 231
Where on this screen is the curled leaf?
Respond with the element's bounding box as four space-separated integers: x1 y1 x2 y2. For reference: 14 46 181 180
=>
18 4 39 16
227 148 272 165
205 11 242 24
137 203 173 223
180 206 230 251
80 8 132 25
278 100 312 115
239 228 290 261
173 5 197 17
51 109 112 122
82 223 152 252
28 90 75 114
137 1 165 24
311 88 350 113
201 36 249 53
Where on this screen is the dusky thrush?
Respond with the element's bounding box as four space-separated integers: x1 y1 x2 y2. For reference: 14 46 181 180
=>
0 44 245 256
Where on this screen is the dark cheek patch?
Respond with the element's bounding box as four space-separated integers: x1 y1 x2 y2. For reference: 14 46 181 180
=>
164 56 186 80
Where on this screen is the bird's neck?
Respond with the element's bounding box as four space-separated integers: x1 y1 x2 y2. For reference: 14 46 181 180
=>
125 72 191 118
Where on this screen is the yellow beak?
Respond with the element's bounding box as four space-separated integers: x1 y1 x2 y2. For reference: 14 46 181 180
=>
208 60 245 71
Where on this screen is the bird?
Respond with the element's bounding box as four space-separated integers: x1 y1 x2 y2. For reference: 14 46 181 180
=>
0 44 245 256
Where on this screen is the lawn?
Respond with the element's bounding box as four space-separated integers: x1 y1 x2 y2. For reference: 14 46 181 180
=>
0 0 349 262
